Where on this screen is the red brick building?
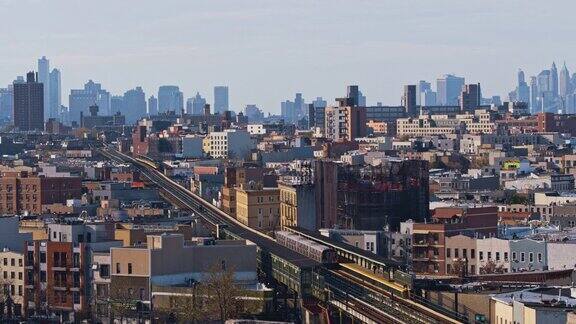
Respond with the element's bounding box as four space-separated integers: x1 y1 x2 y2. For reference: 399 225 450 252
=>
0 172 82 215
412 206 498 276
24 240 87 321
537 112 576 136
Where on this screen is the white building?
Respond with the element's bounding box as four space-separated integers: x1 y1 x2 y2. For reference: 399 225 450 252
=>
204 129 255 159
247 124 267 135
475 237 510 274
546 241 576 270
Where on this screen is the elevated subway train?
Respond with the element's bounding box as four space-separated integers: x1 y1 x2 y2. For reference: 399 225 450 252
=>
276 231 337 264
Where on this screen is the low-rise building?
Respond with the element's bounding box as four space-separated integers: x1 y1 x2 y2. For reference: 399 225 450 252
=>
509 238 547 272
278 178 316 231
109 234 258 319
0 249 24 317
491 287 576 324
236 181 280 232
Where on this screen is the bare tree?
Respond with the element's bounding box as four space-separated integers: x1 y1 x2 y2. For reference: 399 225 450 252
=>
449 259 468 277
202 263 263 323
159 283 207 324
0 274 15 320
479 260 505 274
108 280 140 323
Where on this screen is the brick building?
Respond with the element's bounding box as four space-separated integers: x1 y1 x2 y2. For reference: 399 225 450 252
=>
0 172 82 215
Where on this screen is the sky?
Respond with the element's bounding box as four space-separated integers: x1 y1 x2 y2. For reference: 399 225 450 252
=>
1 0 575 114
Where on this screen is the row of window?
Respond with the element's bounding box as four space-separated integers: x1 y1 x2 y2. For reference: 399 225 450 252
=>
446 248 544 263
2 257 22 267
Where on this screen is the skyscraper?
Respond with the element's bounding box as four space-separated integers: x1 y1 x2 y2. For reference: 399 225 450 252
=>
13 72 44 131
123 87 146 124
416 81 431 106
516 69 530 104
436 74 465 106
347 85 360 107
69 80 110 124
37 56 50 121
147 96 158 115
550 62 559 97
110 95 124 115
158 86 183 114
530 76 538 114
402 85 417 116
0 86 14 121
189 92 206 115
559 62 571 99
294 93 305 118
214 86 229 114
460 83 481 112
49 69 61 120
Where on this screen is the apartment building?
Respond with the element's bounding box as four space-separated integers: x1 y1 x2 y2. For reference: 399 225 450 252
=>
396 110 494 137
278 178 316 231
203 129 255 159
0 171 82 215
109 234 258 318
324 105 367 141
236 181 280 231
23 221 121 321
0 249 24 317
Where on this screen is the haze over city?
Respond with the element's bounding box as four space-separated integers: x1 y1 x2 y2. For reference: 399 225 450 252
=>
1 0 575 113
5 1 576 323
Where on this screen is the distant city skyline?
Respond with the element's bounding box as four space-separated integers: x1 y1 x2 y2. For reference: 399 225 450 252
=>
1 1 575 113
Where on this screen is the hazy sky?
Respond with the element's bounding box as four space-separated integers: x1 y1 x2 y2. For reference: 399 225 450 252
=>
1 0 575 113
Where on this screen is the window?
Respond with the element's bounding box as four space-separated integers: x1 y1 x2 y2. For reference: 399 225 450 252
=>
73 291 80 304
487 252 492 260
446 248 451 258
471 249 475 259
116 263 121 274
521 252 525 262
463 249 468 259
479 251 484 260
454 248 459 258
3 258 6 266
10 259 14 267
100 264 110 278
538 253 542 263
512 252 517 261
128 263 133 274
504 252 509 261
40 271 46 283
496 252 500 261
529 252 534 263
40 252 46 263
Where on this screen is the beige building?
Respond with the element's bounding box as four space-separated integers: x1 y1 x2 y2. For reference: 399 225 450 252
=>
0 250 24 316
476 237 510 274
396 110 494 137
278 180 316 231
445 234 477 276
110 234 258 312
491 288 576 324
236 182 280 231
114 223 193 247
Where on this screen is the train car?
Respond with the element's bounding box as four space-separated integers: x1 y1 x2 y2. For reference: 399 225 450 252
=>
340 262 410 298
276 231 337 264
